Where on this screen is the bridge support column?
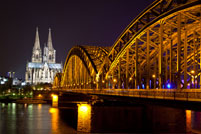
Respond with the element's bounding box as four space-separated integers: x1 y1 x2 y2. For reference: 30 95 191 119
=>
200 7 201 89
169 38 173 85
184 28 187 89
118 58 121 89
193 32 197 88
125 49 129 89
165 48 168 88
52 94 59 107
159 22 163 89
135 39 138 89
177 13 181 89
146 30 150 89
154 60 157 89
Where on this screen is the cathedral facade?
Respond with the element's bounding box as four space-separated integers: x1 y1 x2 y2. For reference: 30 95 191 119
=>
25 28 62 85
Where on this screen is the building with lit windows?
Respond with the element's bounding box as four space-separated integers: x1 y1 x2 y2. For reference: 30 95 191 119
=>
25 28 62 85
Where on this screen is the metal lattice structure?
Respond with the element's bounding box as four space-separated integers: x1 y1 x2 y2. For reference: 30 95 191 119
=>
55 46 110 89
54 0 201 90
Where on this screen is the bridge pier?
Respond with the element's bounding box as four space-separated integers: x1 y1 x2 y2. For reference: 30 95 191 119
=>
52 94 59 107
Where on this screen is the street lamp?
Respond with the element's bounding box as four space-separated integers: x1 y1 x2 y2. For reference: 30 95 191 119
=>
113 78 117 83
190 70 196 88
191 70 195 74
152 74 156 89
113 78 117 89
152 74 156 78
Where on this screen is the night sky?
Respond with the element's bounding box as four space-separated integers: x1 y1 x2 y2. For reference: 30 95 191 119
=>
0 0 154 79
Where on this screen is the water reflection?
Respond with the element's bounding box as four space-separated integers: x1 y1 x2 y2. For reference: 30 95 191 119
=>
191 111 201 133
77 104 91 132
186 110 192 132
0 102 201 133
0 103 76 134
49 108 59 132
75 104 201 133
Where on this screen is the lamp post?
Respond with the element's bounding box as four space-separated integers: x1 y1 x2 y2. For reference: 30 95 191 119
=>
113 78 117 89
191 70 195 88
152 74 156 89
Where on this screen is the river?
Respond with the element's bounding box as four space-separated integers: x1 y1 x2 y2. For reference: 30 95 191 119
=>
0 102 201 133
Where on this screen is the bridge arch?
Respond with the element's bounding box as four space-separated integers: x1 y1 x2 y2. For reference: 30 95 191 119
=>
55 0 201 90
61 46 109 89
53 73 62 88
104 0 201 89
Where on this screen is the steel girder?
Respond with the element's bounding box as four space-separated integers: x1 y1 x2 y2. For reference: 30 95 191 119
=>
60 46 109 89
104 0 201 89
56 0 201 90
53 73 62 88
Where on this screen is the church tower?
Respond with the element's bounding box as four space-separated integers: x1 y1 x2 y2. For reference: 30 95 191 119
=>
26 27 62 85
32 27 42 63
43 43 48 63
47 28 56 63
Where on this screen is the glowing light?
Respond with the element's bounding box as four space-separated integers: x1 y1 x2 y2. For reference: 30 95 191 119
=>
167 83 171 89
129 77 132 81
77 104 91 132
49 108 59 131
142 84 145 89
113 78 117 83
38 104 42 110
0 81 5 84
102 80 105 83
191 70 195 74
38 94 42 98
186 110 192 132
52 95 58 102
152 74 156 78
52 94 58 107
49 108 57 113
79 105 89 112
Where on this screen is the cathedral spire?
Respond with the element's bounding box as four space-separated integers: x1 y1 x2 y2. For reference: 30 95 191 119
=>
34 27 41 50
47 28 53 50
32 27 42 63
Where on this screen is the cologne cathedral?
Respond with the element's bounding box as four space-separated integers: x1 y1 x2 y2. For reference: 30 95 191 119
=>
25 28 62 85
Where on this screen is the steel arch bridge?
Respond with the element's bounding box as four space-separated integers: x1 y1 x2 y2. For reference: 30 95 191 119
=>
53 0 201 90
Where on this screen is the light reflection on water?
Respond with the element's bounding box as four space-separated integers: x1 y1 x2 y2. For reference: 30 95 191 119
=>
0 103 76 134
77 104 91 132
0 102 201 133
186 110 192 132
49 107 59 132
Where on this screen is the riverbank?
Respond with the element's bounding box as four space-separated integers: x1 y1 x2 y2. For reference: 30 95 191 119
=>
0 95 50 104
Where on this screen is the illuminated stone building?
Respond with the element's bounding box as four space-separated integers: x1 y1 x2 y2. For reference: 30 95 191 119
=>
25 28 62 85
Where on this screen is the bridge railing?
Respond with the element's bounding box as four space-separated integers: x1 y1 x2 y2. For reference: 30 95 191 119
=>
57 88 201 102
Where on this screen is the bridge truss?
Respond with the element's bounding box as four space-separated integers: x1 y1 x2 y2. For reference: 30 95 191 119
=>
54 0 201 90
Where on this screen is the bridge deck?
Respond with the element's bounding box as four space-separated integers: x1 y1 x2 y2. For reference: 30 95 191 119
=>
55 89 201 102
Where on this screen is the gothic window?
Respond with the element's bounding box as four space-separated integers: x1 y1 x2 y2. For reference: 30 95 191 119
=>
28 73 30 79
45 71 48 78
